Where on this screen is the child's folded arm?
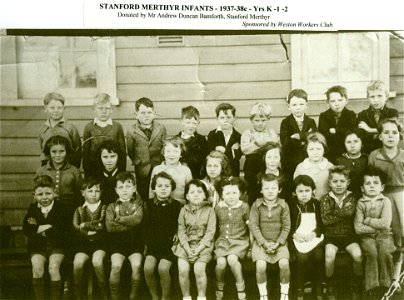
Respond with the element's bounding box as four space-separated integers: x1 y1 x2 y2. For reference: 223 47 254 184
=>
105 204 129 232
365 198 392 230
354 204 377 234
240 130 258 155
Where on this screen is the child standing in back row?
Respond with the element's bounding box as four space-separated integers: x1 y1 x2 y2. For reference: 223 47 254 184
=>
241 102 278 205
82 93 126 178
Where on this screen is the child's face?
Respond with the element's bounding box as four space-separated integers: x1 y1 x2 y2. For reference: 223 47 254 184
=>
217 110 235 131
288 96 308 118
44 100 64 121
329 173 349 196
186 184 206 206
181 117 199 136
115 179 136 201
328 92 347 114
344 133 362 156
261 180 279 202
368 88 387 110
206 157 222 180
94 103 112 122
361 176 384 198
136 104 155 127
265 148 281 171
295 184 314 204
163 143 181 165
154 177 172 201
82 184 101 204
379 122 400 149
34 186 55 207
101 149 118 172
221 185 241 207
251 115 269 132
50 144 67 166
307 141 325 163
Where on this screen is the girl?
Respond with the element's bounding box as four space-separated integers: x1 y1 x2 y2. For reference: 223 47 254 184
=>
36 135 83 217
96 140 122 205
201 150 232 207
241 102 279 205
294 132 334 200
214 177 250 300
72 177 108 300
289 175 324 300
368 118 404 290
23 175 69 300
143 172 182 300
149 136 193 204
335 129 368 199
249 174 291 300
172 179 216 300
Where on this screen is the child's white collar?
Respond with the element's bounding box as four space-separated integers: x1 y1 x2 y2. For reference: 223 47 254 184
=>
83 201 101 212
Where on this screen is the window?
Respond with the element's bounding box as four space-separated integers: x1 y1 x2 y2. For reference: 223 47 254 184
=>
1 36 118 106
291 32 390 100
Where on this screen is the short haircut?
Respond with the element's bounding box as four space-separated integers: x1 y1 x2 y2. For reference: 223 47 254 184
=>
81 177 101 191
150 171 176 191
43 92 65 106
93 93 112 107
367 80 389 98
181 106 200 120
99 140 120 156
200 150 232 179
325 85 348 101
249 102 271 119
44 135 72 156
116 172 136 185
184 179 209 201
377 118 403 135
293 175 316 191
287 89 308 103
162 136 186 157
218 176 246 196
343 128 363 143
362 168 387 185
135 97 154 111
258 173 283 192
215 103 236 117
306 131 328 154
33 175 54 191
328 165 350 180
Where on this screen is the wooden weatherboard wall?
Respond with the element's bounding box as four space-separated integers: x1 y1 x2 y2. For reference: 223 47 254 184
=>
1 34 403 226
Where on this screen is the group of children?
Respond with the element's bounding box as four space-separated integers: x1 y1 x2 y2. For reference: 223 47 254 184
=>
22 80 403 300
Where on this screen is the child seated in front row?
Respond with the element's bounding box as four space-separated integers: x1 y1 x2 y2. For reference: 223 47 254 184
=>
354 168 396 298
214 177 250 300
289 175 324 300
241 102 279 205
72 177 108 300
143 172 182 300
23 175 69 300
320 166 362 299
249 174 291 300
207 103 242 177
105 172 144 300
177 106 209 179
149 137 193 205
172 179 216 300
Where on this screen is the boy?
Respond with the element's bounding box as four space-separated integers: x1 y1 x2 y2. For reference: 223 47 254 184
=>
126 97 166 202
207 103 242 177
318 86 357 163
23 175 69 300
72 177 108 300
38 92 81 168
82 93 126 178
280 89 317 199
357 80 398 154
354 168 395 297
97 140 120 205
106 172 144 300
177 106 209 179
320 166 362 299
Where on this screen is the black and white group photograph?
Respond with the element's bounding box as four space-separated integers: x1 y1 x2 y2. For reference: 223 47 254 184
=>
0 31 403 300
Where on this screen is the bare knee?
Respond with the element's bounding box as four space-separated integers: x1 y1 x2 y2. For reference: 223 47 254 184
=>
92 253 105 269
31 257 46 278
193 263 206 277
216 257 227 270
178 260 190 278
348 247 363 262
110 260 123 275
325 246 338 263
256 260 267 274
48 262 61 279
278 258 289 271
227 255 240 267
158 261 171 277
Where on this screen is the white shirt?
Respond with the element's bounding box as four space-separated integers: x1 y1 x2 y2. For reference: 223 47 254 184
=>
83 201 102 213
94 118 113 128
